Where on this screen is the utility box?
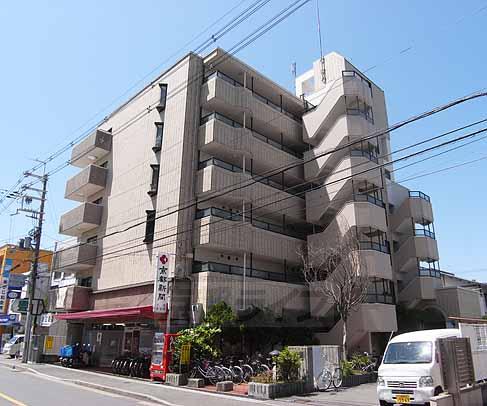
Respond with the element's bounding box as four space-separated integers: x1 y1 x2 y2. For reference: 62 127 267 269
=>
289 345 342 392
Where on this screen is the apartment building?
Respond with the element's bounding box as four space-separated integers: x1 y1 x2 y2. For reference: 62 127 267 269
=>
50 48 476 360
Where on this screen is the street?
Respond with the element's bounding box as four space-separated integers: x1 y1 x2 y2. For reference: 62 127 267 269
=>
0 360 380 406
0 364 154 406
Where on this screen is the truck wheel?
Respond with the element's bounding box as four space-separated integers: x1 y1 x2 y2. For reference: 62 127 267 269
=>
379 401 392 406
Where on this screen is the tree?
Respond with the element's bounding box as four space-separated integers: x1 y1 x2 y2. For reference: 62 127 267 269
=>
300 221 369 360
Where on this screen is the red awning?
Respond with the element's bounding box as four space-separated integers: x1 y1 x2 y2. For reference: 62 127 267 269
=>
54 305 166 321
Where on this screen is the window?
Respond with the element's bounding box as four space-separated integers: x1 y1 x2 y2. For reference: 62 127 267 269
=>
157 84 168 111
143 210 156 243
92 197 103 205
153 123 164 152
79 276 92 288
148 164 160 196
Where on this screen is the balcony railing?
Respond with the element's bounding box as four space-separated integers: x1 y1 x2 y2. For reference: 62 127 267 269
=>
359 240 390 254
195 207 307 240
193 261 305 285
342 70 373 98
345 95 374 124
203 71 302 123
409 191 431 202
352 192 385 208
200 112 303 158
414 228 436 239
418 267 441 278
198 157 306 199
350 149 379 164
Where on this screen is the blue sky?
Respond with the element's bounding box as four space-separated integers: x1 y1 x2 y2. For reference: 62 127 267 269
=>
0 0 486 280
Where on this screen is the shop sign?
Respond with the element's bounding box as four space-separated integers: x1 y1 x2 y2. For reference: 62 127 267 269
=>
45 335 54 350
180 344 191 365
40 313 54 327
0 259 13 312
153 253 170 314
7 274 26 290
0 313 18 325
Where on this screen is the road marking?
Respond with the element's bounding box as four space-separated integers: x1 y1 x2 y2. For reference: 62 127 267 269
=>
0 391 28 406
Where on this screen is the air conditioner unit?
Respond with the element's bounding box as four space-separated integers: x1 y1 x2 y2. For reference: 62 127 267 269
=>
190 303 204 325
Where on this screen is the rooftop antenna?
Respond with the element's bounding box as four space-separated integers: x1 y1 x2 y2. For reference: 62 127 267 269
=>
291 62 297 93
316 0 326 84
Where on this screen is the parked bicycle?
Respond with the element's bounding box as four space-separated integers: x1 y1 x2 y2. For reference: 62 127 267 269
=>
190 359 224 385
316 355 343 390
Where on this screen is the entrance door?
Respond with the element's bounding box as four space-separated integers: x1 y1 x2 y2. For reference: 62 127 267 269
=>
123 328 140 356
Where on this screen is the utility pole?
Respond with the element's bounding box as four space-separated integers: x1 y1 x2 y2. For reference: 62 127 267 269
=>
21 172 47 363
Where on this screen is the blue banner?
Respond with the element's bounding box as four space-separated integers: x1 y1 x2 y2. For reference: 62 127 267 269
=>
0 313 18 325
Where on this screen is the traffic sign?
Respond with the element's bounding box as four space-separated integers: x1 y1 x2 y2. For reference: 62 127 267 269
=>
11 298 44 315
6 291 20 300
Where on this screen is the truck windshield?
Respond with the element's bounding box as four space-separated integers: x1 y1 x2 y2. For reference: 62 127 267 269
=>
7 336 18 344
383 341 433 364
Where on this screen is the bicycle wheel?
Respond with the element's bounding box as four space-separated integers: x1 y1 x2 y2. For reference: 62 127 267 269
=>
208 366 224 385
230 366 244 384
220 366 233 382
316 369 333 391
332 367 343 388
241 364 253 382
258 363 270 374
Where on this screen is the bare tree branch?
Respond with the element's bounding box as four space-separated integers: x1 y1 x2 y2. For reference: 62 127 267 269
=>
300 216 370 359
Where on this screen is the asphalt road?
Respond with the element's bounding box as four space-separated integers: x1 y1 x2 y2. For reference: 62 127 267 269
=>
0 364 155 406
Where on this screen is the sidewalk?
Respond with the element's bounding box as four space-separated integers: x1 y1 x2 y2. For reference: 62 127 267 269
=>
0 357 263 406
0 357 380 406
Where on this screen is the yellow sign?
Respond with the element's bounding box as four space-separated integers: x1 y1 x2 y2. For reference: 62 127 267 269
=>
180 344 191 364
45 336 54 351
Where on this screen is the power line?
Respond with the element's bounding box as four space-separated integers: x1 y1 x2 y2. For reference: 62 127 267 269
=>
0 0 271 213
22 92 487 268
48 124 487 272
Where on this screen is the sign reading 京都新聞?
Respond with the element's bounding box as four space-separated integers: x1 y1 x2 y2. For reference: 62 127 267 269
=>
153 253 170 314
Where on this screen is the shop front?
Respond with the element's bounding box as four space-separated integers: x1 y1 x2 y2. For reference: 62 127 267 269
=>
55 305 166 368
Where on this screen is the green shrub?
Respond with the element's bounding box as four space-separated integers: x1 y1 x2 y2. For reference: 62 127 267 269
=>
350 352 373 371
275 347 302 382
341 360 354 377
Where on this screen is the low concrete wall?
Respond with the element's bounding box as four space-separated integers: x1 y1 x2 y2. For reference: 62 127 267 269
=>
430 384 484 406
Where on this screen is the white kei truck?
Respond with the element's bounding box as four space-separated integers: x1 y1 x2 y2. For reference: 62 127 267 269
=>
377 324 487 405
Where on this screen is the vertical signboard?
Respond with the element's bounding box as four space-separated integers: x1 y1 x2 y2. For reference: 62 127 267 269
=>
153 254 170 314
0 259 13 313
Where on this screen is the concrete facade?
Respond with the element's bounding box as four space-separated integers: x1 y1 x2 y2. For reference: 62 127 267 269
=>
52 49 480 354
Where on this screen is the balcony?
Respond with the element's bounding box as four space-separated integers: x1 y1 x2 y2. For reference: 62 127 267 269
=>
399 275 443 308
198 113 303 181
192 270 308 316
305 156 382 224
193 210 305 264
436 286 483 319
70 129 112 168
304 114 377 181
302 71 374 145
64 164 107 202
52 243 97 273
394 235 439 273
196 160 305 221
48 285 91 312
201 71 302 145
59 202 103 237
391 191 434 232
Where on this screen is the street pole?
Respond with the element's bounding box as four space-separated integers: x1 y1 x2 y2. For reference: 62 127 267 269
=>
22 173 47 363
